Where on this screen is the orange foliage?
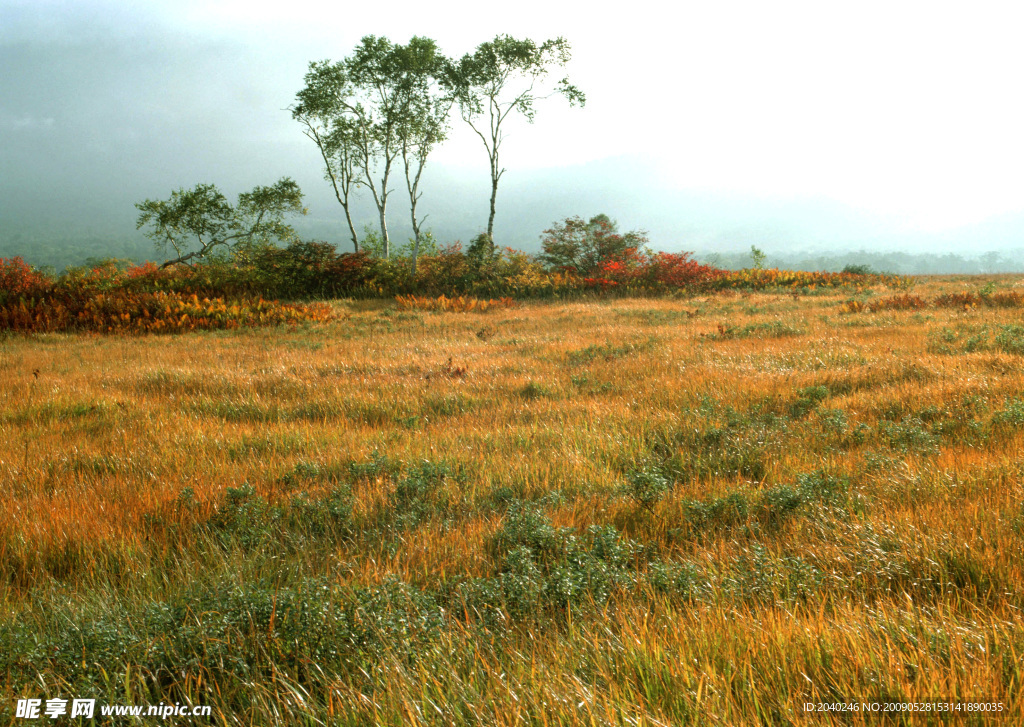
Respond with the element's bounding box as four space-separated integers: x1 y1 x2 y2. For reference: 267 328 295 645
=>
867 294 929 312
395 294 519 312
0 291 332 334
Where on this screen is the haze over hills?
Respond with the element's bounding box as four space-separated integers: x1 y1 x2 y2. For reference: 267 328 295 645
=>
3 1 1024 273
3 152 1023 273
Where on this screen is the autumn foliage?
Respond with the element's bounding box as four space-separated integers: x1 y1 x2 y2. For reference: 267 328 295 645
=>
395 294 518 312
2 219 907 335
0 257 331 334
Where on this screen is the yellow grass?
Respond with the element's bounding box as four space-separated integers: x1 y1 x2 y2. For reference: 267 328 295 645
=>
1 274 1023 724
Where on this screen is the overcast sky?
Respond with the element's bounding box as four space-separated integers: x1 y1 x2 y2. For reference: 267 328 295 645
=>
3 0 1024 252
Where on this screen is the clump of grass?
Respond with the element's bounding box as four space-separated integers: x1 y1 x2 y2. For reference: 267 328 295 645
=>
788 384 830 418
878 417 941 454
386 460 466 529
519 381 553 400
565 337 658 365
927 324 990 354
706 320 802 340
204 482 354 549
995 325 1024 355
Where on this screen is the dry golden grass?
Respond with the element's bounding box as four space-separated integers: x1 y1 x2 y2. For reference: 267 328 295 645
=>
1 274 1023 724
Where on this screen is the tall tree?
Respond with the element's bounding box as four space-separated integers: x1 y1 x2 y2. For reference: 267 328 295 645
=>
292 62 361 252
446 35 585 244
294 36 450 261
393 37 452 275
135 179 305 268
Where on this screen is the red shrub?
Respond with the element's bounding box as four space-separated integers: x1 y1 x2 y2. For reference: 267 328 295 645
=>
0 257 48 300
648 251 723 287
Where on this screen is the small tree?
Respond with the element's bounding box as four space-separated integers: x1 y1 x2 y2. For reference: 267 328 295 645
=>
446 36 585 244
135 178 306 268
539 214 647 276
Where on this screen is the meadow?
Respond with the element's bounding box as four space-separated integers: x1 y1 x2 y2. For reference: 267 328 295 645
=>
1 275 1023 724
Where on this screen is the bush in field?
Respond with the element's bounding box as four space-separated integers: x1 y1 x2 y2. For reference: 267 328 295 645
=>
246 240 340 299
539 214 648 277
869 294 929 312
0 257 49 304
625 464 671 510
0 283 332 334
648 251 723 288
412 243 477 295
4 218 908 336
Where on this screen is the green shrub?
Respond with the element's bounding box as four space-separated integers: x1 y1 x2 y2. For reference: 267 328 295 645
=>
625 464 671 509
995 325 1024 355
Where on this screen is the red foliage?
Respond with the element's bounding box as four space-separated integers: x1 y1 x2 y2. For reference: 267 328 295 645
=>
326 251 378 292
648 251 723 287
0 257 48 299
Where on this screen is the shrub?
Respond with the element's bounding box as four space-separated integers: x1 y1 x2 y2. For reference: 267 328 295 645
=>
0 289 332 335
539 214 648 278
0 256 49 304
995 325 1024 355
387 461 464 529
625 464 671 510
842 263 875 275
490 501 564 563
246 240 341 298
789 385 830 418
933 292 980 309
869 294 929 312
648 251 723 288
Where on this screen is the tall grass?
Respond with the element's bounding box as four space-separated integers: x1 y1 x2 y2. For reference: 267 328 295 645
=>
1 277 1023 723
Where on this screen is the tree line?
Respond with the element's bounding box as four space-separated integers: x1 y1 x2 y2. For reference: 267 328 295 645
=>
136 34 584 272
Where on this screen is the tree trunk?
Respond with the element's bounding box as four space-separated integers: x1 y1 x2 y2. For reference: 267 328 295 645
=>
487 180 498 244
378 207 390 260
487 157 500 246
345 208 359 253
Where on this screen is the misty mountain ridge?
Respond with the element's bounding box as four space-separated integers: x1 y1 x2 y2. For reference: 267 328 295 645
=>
2 154 1023 272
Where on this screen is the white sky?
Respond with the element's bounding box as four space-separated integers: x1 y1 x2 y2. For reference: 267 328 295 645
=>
160 0 1024 232
5 0 1024 237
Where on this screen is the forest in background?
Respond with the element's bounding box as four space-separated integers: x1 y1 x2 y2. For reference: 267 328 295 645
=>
2 230 1020 276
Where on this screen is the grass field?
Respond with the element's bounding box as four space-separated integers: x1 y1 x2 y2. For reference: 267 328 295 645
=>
2 275 1023 725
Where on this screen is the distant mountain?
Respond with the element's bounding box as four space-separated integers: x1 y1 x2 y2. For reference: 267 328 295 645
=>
3 153 1023 269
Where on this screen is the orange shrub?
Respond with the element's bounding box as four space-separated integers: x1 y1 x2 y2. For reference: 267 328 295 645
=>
0 257 49 302
868 294 929 312
0 290 332 334
933 292 980 309
395 294 518 312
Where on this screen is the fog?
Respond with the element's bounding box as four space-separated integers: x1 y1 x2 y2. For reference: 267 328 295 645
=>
3 0 1023 271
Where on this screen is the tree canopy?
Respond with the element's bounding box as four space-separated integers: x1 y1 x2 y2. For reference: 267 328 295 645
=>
293 36 451 261
445 35 585 243
135 178 306 268
539 214 648 276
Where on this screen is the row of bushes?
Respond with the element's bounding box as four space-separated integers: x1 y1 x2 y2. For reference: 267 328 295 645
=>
0 256 333 334
3 242 897 309
841 290 1024 314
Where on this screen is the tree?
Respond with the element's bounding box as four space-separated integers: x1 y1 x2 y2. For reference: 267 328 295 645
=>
446 35 585 244
292 62 361 252
393 37 452 275
293 36 451 262
135 178 306 268
539 214 648 276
